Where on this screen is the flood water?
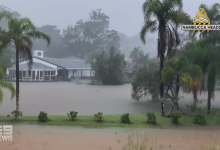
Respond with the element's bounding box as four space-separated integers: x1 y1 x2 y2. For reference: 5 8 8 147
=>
0 82 220 116
0 124 219 150
0 82 220 150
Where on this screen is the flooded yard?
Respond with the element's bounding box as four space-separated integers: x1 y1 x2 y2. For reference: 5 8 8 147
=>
0 124 219 150
0 82 220 116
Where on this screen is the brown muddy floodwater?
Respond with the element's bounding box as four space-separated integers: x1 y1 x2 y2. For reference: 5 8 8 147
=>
0 82 220 116
0 82 220 150
0 124 219 150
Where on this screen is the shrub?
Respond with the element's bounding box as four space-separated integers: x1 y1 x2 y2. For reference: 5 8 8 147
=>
11 110 22 120
120 113 131 124
38 111 48 122
193 114 206 125
94 112 103 122
171 113 181 124
146 112 156 124
67 111 78 121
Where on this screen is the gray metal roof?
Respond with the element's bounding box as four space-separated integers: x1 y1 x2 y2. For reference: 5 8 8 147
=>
62 56 83 60
11 62 54 70
35 56 91 69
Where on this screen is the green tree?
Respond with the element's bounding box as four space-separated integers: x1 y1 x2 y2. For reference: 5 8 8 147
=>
129 47 149 70
184 40 219 114
0 11 50 111
0 63 15 104
161 56 202 113
32 25 65 58
131 59 160 101
89 47 126 85
140 0 191 116
63 9 120 58
161 56 189 110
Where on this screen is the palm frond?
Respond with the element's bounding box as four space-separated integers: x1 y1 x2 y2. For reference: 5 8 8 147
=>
140 20 157 44
19 17 36 33
0 11 13 21
142 0 160 18
26 31 50 45
0 80 15 100
21 36 33 48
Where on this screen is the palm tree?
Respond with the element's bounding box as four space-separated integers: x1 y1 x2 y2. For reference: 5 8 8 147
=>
0 63 15 104
184 40 219 114
161 56 189 110
140 0 191 116
0 11 50 111
161 56 202 113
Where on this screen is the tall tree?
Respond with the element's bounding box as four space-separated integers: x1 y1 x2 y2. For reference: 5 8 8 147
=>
129 47 149 70
140 0 191 116
161 56 202 114
89 47 126 85
63 9 120 59
184 40 220 114
0 11 50 111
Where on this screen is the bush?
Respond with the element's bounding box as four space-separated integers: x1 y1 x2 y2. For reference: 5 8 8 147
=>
193 114 206 125
67 111 78 121
94 112 103 122
171 113 181 124
11 110 22 120
120 113 131 124
146 112 156 124
38 111 48 122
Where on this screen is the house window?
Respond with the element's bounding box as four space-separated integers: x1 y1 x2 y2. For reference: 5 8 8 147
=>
51 71 55 75
23 71 26 77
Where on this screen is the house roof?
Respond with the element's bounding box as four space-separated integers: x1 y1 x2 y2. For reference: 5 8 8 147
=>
34 56 91 69
11 62 54 70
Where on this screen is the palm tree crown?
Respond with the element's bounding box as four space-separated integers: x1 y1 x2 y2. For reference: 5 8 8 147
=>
140 0 191 58
0 11 50 69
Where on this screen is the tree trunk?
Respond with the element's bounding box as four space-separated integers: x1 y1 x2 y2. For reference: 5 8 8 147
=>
176 102 179 110
193 91 197 108
160 54 165 116
175 76 180 110
207 87 211 114
16 46 20 111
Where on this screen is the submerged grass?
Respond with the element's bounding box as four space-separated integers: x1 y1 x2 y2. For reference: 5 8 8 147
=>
0 108 219 128
123 131 156 150
122 130 220 150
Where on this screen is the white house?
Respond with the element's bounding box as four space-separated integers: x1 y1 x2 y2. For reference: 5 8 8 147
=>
6 50 94 81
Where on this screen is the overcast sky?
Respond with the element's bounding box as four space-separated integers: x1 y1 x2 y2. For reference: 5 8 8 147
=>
1 0 219 37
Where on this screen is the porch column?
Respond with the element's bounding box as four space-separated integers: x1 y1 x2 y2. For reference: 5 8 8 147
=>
81 70 82 77
72 70 74 78
90 69 91 76
44 68 45 81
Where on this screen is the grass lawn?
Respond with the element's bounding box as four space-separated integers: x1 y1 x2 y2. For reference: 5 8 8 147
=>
0 108 220 128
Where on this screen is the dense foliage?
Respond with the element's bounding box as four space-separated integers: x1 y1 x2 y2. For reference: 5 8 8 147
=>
89 47 126 85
